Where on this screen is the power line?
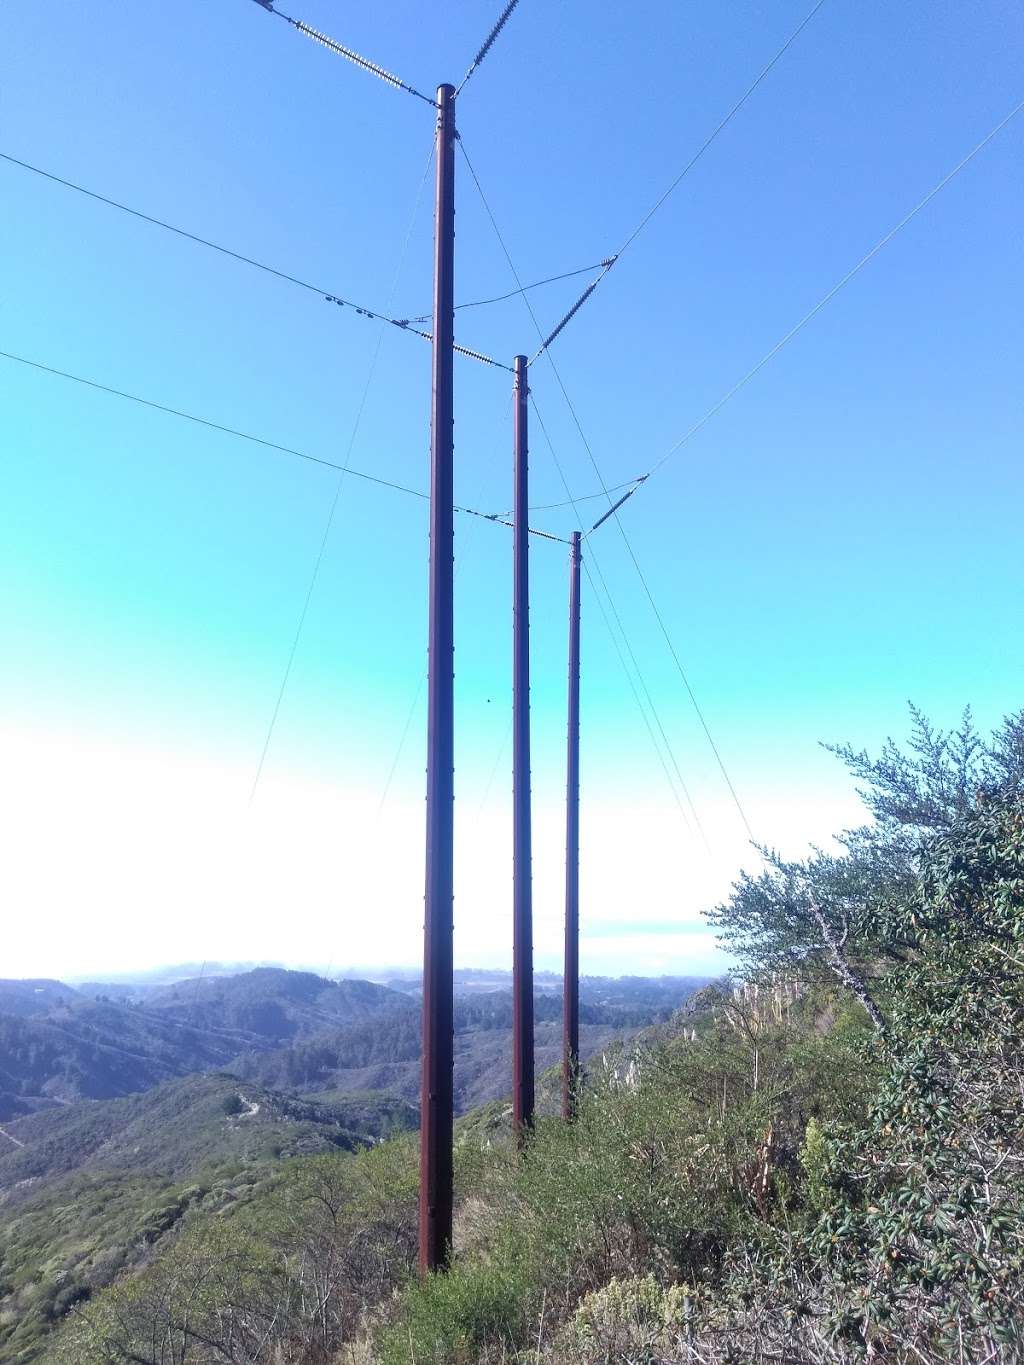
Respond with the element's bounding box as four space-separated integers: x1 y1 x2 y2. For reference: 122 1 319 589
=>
458 140 614 500
0 152 508 371
527 476 645 514
581 559 700 847
248 142 436 802
614 0 829 263
376 675 426 819
476 474 648 521
476 714 514 816
406 259 616 322
641 95 1024 482
523 0 830 361
0 348 415 492
457 0 521 96
614 527 755 843
250 1 437 107
452 137 707 838
460 135 752 841
0 153 394 320
529 392 707 849
0 348 560 540
519 107 1024 844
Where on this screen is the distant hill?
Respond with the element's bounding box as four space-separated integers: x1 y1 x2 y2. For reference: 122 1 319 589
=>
0 968 710 1119
146 967 411 1040
217 973 712 1112
0 1004 247 1116
0 979 80 1017
0 1072 403 1193
0 968 414 1118
234 1017 671 1113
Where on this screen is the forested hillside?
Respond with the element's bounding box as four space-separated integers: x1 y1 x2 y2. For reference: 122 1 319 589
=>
0 964 704 1362
0 1073 418 1363
32 706 1022 1365
0 970 417 1118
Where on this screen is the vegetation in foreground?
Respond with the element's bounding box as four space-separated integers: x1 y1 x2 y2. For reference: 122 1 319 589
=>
17 708 1024 1363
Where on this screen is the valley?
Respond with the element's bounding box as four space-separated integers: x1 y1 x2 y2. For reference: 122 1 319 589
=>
0 964 707 1363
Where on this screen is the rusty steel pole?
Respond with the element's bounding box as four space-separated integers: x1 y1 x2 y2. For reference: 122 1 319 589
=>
563 530 582 1120
512 354 534 1142
420 81 456 1276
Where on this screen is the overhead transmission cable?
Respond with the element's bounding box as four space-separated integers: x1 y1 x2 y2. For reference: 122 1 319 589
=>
449 143 707 840
239 3 440 816
460 137 752 842
0 350 566 544
527 476 646 515
405 259 617 323
613 0 829 264
580 557 699 843
456 135 708 842
529 98 1024 838
639 95 1024 483
525 0 830 362
530 396 706 850
0 152 507 370
246 140 434 803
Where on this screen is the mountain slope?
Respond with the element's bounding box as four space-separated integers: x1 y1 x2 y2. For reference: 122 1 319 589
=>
0 1073 380 1192
0 969 415 1117
233 1018 655 1113
0 980 80 1018
0 1073 416 1365
146 966 413 1041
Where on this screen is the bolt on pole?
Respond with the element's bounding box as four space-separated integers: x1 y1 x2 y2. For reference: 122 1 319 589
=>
512 354 535 1143
420 81 456 1276
563 530 582 1120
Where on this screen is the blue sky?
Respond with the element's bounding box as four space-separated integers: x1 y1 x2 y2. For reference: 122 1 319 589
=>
2 0 1021 980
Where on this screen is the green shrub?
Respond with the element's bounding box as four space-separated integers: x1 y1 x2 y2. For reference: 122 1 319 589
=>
379 1254 531 1365
555 1274 692 1365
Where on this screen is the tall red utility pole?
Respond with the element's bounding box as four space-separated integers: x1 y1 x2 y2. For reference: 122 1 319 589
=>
563 530 582 1120
512 354 534 1142
420 81 456 1275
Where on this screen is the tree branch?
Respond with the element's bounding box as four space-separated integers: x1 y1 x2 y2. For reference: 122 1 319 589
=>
809 898 886 1032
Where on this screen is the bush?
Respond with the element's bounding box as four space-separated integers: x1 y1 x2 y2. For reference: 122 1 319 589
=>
558 1274 691 1364
379 1255 531 1365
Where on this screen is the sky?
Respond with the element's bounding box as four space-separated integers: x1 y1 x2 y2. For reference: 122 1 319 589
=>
1 0 1021 982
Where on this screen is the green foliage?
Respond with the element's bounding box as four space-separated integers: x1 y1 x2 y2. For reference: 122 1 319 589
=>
709 707 1024 1014
557 1274 691 1364
797 1118 831 1214
827 704 1024 831
51 1139 420 1364
378 1008 871 1363
379 1258 530 1365
0 1075 376 1363
678 790 1024 1361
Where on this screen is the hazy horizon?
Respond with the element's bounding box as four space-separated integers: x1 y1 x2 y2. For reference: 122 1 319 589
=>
3 958 723 989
